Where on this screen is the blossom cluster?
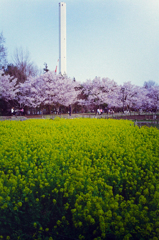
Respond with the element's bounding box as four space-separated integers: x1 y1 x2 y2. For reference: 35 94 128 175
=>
0 119 159 240
1 69 159 111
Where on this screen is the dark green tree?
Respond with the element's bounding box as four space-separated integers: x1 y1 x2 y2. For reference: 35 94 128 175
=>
43 63 49 73
5 64 26 83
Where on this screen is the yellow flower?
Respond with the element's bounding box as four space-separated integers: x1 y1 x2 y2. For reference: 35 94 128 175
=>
6 196 10 201
57 220 61 226
33 222 37 228
18 202 22 207
78 235 84 240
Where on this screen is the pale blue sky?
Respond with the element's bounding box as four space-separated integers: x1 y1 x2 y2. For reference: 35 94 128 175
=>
0 0 159 86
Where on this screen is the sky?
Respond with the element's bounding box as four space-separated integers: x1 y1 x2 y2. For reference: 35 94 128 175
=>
0 0 159 86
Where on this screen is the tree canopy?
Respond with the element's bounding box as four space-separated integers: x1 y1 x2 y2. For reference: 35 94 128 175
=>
1 69 159 113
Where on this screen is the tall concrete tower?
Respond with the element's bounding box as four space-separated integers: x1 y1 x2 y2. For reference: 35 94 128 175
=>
59 2 66 75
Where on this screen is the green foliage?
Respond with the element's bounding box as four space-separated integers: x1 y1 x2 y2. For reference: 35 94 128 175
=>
0 119 159 240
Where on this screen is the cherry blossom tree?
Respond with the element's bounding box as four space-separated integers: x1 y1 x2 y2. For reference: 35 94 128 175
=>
79 77 120 111
0 69 18 114
17 75 45 109
42 71 80 107
79 78 155 113
17 71 81 113
7 67 157 114
144 85 159 111
0 69 18 103
117 82 148 111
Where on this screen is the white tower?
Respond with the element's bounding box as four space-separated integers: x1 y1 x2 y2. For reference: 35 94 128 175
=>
59 2 66 75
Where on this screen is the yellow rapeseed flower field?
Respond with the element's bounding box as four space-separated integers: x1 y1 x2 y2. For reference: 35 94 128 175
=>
0 118 159 240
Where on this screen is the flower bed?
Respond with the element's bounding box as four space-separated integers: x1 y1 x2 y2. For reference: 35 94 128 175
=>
0 119 159 240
